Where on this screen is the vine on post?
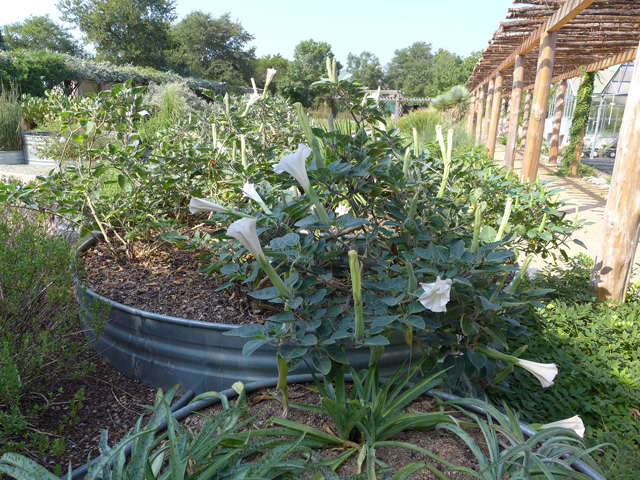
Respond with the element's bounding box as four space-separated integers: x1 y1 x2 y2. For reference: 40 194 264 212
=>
561 71 595 174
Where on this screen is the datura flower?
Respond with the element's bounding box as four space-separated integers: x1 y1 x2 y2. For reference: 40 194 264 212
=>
540 415 585 438
226 217 264 260
516 359 558 388
241 182 261 203
227 218 292 301
418 276 451 312
335 203 350 217
247 92 260 108
266 68 277 85
189 197 231 215
273 144 312 191
241 182 272 215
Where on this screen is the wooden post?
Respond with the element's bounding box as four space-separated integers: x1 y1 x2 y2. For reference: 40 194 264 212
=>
548 79 567 165
483 79 494 144
487 72 504 159
521 31 558 183
503 97 511 136
520 91 532 150
505 55 525 168
591 39 640 302
466 93 476 135
394 91 402 122
475 86 485 146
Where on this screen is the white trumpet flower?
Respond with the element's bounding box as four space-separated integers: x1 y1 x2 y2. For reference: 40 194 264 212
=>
241 182 262 203
189 197 231 215
418 276 451 313
273 144 312 191
266 68 277 85
516 359 558 388
247 92 260 108
241 182 272 215
335 203 350 217
227 218 292 300
226 218 265 260
540 415 585 438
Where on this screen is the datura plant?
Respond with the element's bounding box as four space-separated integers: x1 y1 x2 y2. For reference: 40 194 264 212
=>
181 59 581 400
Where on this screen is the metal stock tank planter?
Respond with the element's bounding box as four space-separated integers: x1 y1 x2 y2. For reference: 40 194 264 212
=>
22 132 59 167
76 235 420 395
0 150 25 165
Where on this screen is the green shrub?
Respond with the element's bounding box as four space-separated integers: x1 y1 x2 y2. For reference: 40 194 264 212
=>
0 85 22 151
495 256 640 479
0 207 94 457
395 107 476 152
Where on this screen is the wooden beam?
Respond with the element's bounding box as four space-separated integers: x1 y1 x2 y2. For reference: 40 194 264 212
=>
488 72 505 158
591 37 640 302
548 79 567 165
483 79 495 144
522 30 558 183
472 0 595 90
549 47 637 83
467 92 476 135
475 85 486 146
505 55 525 168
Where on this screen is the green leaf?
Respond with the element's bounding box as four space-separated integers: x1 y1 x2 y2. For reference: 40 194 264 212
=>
483 325 508 348
461 317 473 335
247 287 280 300
407 301 426 313
312 356 332 375
450 240 465 259
325 345 349 364
467 349 486 369
371 315 400 328
363 335 390 346
268 311 295 323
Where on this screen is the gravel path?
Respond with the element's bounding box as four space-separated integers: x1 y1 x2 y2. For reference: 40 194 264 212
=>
0 163 55 182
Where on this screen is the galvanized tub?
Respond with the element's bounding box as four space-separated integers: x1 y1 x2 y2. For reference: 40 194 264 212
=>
0 150 25 165
76 237 421 394
22 132 58 167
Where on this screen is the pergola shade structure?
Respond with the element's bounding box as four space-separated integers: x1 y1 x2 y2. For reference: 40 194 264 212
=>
465 0 640 301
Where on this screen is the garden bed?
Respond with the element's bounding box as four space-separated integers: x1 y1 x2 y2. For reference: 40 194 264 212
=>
81 240 267 325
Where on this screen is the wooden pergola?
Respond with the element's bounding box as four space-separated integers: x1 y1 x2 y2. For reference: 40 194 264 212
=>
465 0 640 302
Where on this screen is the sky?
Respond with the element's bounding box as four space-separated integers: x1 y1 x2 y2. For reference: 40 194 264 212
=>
2 0 515 65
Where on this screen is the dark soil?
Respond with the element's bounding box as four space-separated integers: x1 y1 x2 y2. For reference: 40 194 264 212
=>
81 241 274 325
186 383 488 479
12 343 158 472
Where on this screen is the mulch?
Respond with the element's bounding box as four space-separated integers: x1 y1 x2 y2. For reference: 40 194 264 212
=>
13 344 159 472
81 241 273 325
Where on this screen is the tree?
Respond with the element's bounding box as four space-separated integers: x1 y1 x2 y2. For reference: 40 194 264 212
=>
278 39 338 107
346 51 385 89
2 15 84 56
253 54 289 92
385 42 433 98
171 11 255 84
0 31 8 51
56 0 176 69
462 51 481 81
424 49 467 97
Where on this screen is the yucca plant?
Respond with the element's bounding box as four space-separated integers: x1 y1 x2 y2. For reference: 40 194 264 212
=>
431 85 470 124
0 85 22 151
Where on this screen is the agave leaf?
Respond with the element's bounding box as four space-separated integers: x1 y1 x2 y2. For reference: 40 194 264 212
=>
0 453 62 480
390 461 425 480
